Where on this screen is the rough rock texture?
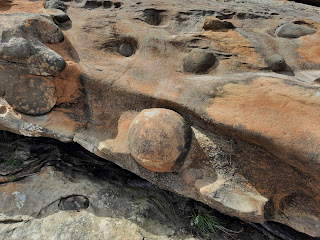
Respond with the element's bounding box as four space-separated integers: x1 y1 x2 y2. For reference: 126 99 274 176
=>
128 108 191 172
5 76 57 115
1 0 320 238
202 17 235 31
0 135 286 240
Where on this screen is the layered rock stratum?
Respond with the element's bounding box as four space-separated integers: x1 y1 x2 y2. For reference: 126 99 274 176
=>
1 0 320 237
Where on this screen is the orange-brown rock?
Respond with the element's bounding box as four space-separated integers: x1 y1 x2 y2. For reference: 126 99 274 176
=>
127 108 191 172
202 17 235 31
1 0 320 237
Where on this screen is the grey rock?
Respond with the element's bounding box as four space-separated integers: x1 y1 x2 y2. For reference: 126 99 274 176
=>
44 9 70 23
264 54 287 71
30 41 67 75
0 14 66 75
183 49 216 73
0 37 32 60
5 76 57 116
20 15 64 44
45 0 68 12
118 43 135 57
275 23 316 38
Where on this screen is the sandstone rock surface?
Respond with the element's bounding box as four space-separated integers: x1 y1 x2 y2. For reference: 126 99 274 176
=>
1 0 320 238
0 135 286 240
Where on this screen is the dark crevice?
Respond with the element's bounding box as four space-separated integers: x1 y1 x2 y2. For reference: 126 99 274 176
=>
142 9 166 26
0 130 317 239
114 2 122 8
84 0 113 9
288 0 320 7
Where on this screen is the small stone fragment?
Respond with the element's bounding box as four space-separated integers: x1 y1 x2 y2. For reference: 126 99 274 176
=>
275 23 316 38
5 76 57 115
128 108 191 172
183 49 216 74
202 17 235 31
264 54 286 71
118 43 135 57
59 195 90 211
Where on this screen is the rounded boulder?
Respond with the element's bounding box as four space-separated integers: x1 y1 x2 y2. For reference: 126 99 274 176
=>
128 108 191 172
275 23 316 38
5 76 57 115
183 49 216 74
264 54 286 71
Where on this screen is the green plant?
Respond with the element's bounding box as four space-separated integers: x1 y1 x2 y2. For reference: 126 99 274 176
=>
7 176 16 182
5 157 23 166
189 211 240 238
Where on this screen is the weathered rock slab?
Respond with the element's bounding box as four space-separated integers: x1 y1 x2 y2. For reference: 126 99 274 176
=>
1 0 320 237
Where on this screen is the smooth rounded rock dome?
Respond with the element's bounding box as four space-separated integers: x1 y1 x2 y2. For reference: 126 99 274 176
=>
275 23 316 38
5 77 57 115
128 108 191 172
183 48 216 74
264 54 286 71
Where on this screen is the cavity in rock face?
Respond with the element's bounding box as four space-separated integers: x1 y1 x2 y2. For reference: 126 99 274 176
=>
5 76 57 116
128 108 191 172
142 8 166 26
59 195 90 211
118 43 135 57
275 23 316 38
183 48 216 74
264 54 287 72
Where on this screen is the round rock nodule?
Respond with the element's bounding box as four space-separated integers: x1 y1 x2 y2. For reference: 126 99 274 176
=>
128 108 191 172
264 54 286 71
275 23 316 38
183 49 216 74
118 43 135 57
5 77 57 115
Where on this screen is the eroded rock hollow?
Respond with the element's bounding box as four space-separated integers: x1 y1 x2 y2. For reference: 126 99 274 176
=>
1 0 320 237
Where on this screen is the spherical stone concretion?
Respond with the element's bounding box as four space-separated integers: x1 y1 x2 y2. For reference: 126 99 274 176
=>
118 43 135 57
275 23 316 39
264 54 286 71
183 48 216 74
128 108 191 172
5 76 57 115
